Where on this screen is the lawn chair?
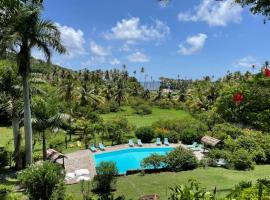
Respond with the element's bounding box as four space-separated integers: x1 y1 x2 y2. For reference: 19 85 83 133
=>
164 138 170 146
137 139 143 147
128 139 134 147
187 142 198 149
98 143 105 151
77 141 82 148
89 144 97 152
156 138 161 146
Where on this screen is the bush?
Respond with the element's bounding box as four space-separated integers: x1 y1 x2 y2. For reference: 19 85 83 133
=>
49 134 65 152
166 147 198 172
180 128 203 144
133 104 152 115
93 162 118 195
141 153 166 169
167 131 179 143
33 151 43 162
135 126 155 143
231 149 255 170
152 119 207 144
18 161 65 200
155 99 174 109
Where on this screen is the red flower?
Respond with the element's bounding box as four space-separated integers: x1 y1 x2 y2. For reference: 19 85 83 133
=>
233 93 244 104
264 68 270 77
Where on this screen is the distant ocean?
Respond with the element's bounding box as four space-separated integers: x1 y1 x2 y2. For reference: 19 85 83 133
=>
140 81 161 91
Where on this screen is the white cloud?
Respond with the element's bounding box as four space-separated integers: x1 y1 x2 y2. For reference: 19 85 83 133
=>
110 58 121 65
90 41 110 57
56 23 86 58
104 17 170 42
127 51 150 63
178 33 208 55
178 0 243 26
233 56 259 68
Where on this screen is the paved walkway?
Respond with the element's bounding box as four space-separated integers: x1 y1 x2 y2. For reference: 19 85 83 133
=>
62 143 204 184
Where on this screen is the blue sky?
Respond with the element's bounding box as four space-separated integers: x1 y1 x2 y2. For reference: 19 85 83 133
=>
34 0 270 80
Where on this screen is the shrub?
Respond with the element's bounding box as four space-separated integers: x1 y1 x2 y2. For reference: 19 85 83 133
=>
167 131 179 143
141 153 166 169
166 147 198 172
33 151 43 162
93 162 118 195
106 118 130 145
156 99 174 109
180 128 203 144
133 104 152 115
135 126 155 143
18 161 65 200
49 134 65 152
152 119 207 144
231 149 255 170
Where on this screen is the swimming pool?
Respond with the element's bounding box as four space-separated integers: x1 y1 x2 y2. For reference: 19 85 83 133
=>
94 147 174 174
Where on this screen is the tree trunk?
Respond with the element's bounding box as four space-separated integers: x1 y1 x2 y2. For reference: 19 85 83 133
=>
42 131 46 161
22 73 33 165
12 118 23 169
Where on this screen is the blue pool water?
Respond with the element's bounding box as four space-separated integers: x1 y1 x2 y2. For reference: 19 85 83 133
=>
94 147 174 174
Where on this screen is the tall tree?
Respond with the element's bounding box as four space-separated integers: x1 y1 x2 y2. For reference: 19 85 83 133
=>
0 0 66 164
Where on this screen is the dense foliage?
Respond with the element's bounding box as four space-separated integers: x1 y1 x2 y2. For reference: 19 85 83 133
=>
135 126 155 143
18 162 66 200
93 162 118 196
166 147 198 172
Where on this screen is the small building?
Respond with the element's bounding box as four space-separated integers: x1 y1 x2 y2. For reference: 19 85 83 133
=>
46 149 67 167
201 136 221 147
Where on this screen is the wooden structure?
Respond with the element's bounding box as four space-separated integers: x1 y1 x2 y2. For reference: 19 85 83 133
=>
46 149 67 167
139 194 160 200
201 136 221 147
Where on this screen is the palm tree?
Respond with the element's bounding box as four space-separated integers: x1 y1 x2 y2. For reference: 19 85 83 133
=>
32 99 68 160
0 0 66 164
114 81 127 107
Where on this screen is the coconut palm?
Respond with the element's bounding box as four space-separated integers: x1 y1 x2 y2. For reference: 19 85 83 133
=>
0 0 66 164
32 98 69 160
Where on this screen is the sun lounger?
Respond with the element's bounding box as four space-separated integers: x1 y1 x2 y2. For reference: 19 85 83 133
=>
187 142 198 149
77 141 82 148
156 138 161 146
89 144 97 152
128 139 134 147
164 138 170 146
99 143 105 151
137 139 143 147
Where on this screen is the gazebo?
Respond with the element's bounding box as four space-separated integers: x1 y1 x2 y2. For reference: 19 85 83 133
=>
46 149 67 167
201 136 221 147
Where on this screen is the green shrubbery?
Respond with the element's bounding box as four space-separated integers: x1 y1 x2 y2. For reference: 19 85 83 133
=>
135 126 155 143
166 147 198 172
133 104 152 115
18 162 66 200
93 162 118 195
152 119 207 144
231 149 255 170
141 153 166 169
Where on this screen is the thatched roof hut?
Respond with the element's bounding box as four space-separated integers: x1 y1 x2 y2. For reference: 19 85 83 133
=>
46 149 67 167
201 136 221 147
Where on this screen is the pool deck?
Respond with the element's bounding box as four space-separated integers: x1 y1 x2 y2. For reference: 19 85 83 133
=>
63 142 204 184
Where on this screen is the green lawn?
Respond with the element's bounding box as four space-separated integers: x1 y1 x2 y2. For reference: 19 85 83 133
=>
100 106 192 127
0 127 13 148
67 165 270 200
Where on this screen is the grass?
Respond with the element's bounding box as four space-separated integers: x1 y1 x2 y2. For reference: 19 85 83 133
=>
67 165 270 200
0 127 13 148
100 106 192 127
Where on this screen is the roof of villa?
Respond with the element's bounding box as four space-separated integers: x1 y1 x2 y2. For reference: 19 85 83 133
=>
46 149 66 161
201 136 221 147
